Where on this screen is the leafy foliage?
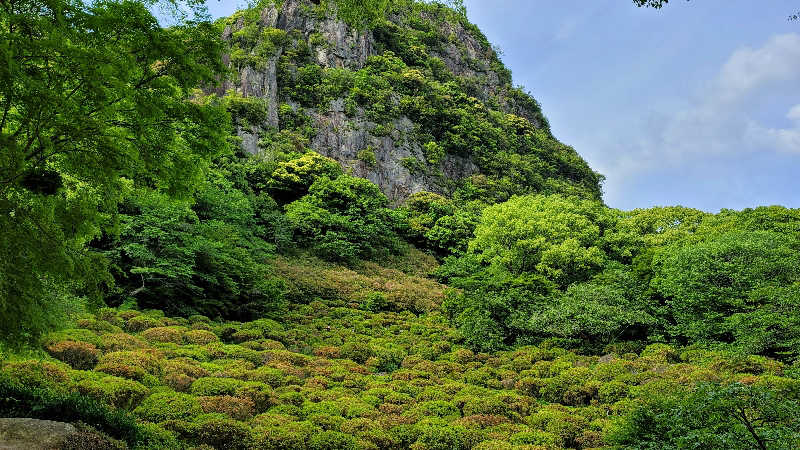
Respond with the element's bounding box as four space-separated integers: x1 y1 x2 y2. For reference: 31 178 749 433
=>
3 306 799 449
652 231 800 356
442 195 800 358
0 0 228 343
286 175 404 263
101 185 286 321
612 382 800 450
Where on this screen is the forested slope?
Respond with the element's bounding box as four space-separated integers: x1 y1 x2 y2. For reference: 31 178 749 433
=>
1 1 798 449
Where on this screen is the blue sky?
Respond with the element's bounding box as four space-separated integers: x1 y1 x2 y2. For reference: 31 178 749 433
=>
206 1 800 212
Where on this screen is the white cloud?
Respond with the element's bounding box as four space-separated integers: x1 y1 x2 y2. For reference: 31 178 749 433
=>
787 104 800 121
746 104 800 154
717 34 800 102
602 33 800 176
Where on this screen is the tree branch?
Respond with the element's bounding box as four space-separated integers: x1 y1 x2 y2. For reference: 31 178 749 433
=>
734 407 767 450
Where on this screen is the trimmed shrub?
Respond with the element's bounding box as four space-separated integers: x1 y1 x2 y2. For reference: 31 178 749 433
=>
97 333 148 352
95 351 161 384
308 412 346 431
461 396 514 420
133 423 181 449
43 329 103 347
163 373 195 393
75 376 150 410
198 395 256 420
133 391 203 422
340 342 375 364
405 401 460 421
1 360 70 390
526 405 588 448
125 316 160 333
417 424 470 450
640 343 680 363
249 367 286 387
252 418 318 449
191 414 253 450
163 358 210 379
509 430 560 447
141 327 186 344
45 341 100 370
472 441 513 450
235 381 274 413
308 430 359 450
75 319 122 335
185 329 220 345
191 377 245 396
598 380 629 404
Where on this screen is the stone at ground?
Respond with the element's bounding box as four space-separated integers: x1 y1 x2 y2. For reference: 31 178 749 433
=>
0 418 76 450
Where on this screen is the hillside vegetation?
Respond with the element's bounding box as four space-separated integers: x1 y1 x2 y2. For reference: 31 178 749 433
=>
1 0 799 449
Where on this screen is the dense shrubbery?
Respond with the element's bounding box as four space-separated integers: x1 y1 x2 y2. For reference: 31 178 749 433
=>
440 196 800 359
612 382 800 449
5 1 800 448
2 307 798 449
285 174 404 263
99 183 286 321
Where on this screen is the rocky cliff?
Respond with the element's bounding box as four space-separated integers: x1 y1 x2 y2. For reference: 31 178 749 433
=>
214 0 602 204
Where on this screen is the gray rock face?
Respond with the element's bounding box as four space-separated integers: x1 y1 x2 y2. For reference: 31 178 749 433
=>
219 0 526 203
0 418 76 450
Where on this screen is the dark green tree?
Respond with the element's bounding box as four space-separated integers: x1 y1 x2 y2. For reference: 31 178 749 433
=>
285 174 403 264
652 231 800 357
613 383 800 450
104 184 285 320
0 0 228 342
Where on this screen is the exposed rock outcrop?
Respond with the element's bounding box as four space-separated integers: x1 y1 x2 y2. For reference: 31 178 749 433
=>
216 0 541 204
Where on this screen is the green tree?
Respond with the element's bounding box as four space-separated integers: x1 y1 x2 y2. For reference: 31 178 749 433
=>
528 265 657 351
285 174 403 263
468 194 613 288
612 383 800 450
440 194 616 351
652 231 800 357
0 0 228 342
267 152 343 204
103 184 285 320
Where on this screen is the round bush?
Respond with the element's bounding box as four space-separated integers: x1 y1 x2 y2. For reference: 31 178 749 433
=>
45 341 100 370
97 333 148 352
184 329 220 345
1 360 70 390
417 424 469 450
340 342 375 364
308 430 359 450
198 395 256 421
252 419 318 450
125 316 160 333
191 414 253 450
134 391 203 422
191 377 245 396
248 367 285 387
235 382 274 413
95 350 162 384
75 376 150 410
141 327 186 344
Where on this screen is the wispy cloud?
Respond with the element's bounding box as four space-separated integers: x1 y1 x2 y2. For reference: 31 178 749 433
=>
717 34 800 102
606 33 800 175
748 104 800 154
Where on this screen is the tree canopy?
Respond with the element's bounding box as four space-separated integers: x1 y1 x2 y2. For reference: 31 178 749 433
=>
0 0 228 342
